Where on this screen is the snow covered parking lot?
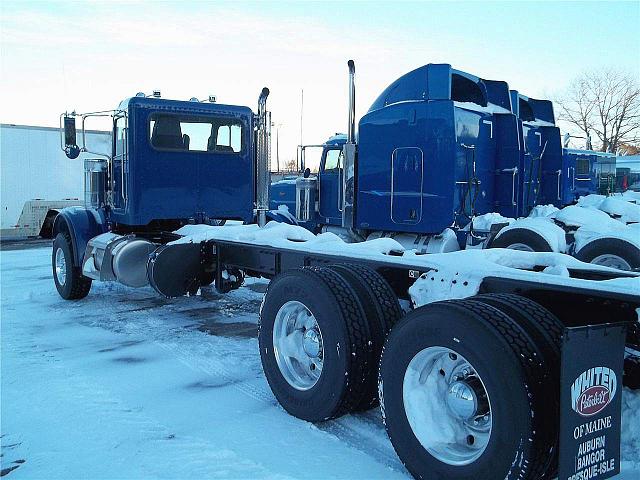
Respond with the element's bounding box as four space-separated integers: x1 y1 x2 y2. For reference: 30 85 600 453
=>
1 245 639 479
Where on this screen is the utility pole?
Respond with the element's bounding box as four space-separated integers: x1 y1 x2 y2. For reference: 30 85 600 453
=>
299 89 304 171
275 123 282 172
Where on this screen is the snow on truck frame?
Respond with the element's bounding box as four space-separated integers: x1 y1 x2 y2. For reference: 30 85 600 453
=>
52 62 639 480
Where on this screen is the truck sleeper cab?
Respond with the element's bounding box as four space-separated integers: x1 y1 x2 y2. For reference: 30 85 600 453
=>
356 64 520 236
273 65 524 252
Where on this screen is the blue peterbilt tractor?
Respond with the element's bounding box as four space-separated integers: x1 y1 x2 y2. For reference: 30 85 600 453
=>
53 89 273 299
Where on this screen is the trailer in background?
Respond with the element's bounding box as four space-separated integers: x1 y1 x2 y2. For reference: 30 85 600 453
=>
0 124 110 240
616 155 640 193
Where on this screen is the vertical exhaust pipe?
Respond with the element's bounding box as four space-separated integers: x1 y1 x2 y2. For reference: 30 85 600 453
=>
256 87 271 226
347 60 356 143
342 60 357 229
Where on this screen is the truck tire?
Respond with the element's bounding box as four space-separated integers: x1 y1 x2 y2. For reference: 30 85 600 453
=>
379 300 553 480
575 237 640 271
259 266 372 421
52 232 92 300
328 264 403 411
469 294 563 478
489 227 553 252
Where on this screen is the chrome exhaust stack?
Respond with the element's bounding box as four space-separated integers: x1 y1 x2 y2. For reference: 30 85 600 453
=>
347 60 356 144
342 60 357 229
256 87 271 226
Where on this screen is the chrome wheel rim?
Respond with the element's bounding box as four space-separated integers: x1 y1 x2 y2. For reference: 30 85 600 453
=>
591 254 631 271
55 247 67 286
403 346 492 466
273 301 324 391
506 242 535 252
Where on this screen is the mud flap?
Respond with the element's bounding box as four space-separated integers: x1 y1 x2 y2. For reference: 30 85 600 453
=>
559 323 626 480
147 242 205 297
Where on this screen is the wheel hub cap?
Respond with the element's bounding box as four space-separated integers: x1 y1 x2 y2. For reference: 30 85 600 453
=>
55 248 66 286
403 346 492 466
303 329 321 358
447 381 478 420
507 242 534 252
591 254 631 271
273 301 324 391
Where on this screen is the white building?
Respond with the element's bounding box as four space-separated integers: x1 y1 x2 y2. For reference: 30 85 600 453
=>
1 124 110 237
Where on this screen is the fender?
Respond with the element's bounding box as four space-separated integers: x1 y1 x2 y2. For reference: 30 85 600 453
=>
53 207 108 266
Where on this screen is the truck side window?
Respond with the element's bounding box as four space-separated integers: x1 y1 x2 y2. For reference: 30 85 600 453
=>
114 116 126 157
149 114 243 153
576 158 590 175
324 149 343 173
451 74 487 107
214 124 242 153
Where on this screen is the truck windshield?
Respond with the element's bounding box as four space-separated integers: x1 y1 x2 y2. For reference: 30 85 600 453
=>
149 114 243 153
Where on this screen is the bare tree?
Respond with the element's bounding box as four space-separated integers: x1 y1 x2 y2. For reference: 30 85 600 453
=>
555 69 640 153
283 158 298 172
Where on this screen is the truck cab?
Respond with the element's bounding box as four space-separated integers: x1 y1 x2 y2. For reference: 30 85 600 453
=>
356 65 519 234
53 89 271 299
102 96 257 228
269 134 347 230
561 149 616 201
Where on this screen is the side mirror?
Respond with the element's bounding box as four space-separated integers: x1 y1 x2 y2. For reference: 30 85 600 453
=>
63 116 80 159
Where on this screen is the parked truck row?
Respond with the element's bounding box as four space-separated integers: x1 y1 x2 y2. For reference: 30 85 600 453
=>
51 60 639 480
269 65 638 271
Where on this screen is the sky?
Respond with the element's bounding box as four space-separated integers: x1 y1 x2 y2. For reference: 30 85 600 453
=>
1 0 639 169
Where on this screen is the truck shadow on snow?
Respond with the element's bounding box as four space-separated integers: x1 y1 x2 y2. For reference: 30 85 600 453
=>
0 435 25 477
192 319 257 339
98 340 145 353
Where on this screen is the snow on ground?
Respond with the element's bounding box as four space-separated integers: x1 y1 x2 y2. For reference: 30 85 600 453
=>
1 246 407 479
1 245 639 479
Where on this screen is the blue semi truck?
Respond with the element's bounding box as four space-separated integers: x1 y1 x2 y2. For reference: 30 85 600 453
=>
53 61 639 480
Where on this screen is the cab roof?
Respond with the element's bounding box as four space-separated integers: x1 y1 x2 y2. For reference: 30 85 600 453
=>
118 96 253 116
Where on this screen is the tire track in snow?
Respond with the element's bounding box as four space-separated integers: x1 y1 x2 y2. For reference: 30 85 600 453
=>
2 316 295 479
158 338 405 472
80 292 406 474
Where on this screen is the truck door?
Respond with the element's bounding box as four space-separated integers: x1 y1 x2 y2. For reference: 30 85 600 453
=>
493 114 521 218
571 154 594 200
112 113 127 212
391 147 423 224
521 127 542 213
196 116 253 221
536 127 563 207
318 148 343 225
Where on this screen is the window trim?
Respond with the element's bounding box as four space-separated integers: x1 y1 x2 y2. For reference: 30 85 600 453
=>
147 112 246 155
